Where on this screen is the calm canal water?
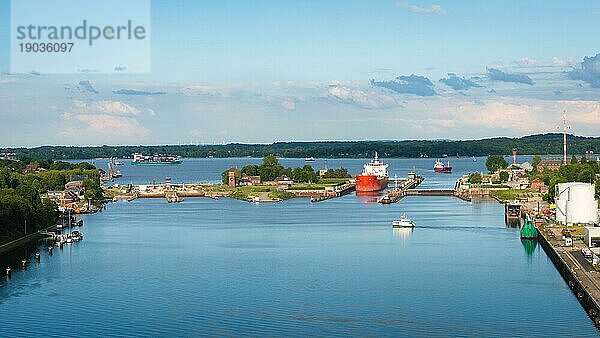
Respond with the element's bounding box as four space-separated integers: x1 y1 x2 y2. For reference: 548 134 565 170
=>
1 157 597 336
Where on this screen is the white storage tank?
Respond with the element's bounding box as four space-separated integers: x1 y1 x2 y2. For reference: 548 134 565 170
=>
555 182 599 226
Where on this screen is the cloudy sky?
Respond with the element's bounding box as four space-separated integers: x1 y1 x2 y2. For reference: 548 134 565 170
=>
1 0 599 146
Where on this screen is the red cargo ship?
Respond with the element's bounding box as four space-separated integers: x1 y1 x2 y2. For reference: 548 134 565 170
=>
433 159 452 173
355 152 389 192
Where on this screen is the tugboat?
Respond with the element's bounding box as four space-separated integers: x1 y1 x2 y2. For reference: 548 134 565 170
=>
392 214 415 228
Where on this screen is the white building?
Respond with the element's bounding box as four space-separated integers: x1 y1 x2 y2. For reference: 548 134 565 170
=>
555 182 599 226
584 227 600 248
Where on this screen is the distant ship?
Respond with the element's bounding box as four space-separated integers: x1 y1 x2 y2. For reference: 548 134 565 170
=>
433 159 452 173
304 157 316 162
131 153 182 165
355 152 389 192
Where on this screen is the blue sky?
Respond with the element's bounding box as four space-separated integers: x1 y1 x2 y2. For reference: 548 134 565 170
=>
1 0 599 146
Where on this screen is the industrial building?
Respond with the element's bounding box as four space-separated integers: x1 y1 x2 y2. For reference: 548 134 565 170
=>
555 182 599 226
584 227 600 248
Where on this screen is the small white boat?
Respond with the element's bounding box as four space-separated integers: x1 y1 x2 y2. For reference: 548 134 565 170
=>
70 231 83 242
392 214 415 228
304 157 315 162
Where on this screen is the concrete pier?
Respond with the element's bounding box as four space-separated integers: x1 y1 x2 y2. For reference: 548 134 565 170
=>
538 227 600 326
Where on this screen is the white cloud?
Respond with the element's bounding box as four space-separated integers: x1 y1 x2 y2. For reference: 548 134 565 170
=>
396 1 446 15
189 129 203 137
511 56 577 68
58 100 151 143
72 100 142 116
281 99 296 110
328 86 399 109
179 85 230 97
512 57 539 68
59 113 150 143
551 57 577 67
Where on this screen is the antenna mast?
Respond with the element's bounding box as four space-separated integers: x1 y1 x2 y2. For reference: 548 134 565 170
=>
562 110 567 165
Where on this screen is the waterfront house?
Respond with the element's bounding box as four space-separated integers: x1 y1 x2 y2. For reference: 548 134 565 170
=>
65 180 84 190
22 163 43 174
537 158 563 172
240 175 261 186
0 152 16 161
520 162 534 172
275 175 294 190
530 178 548 193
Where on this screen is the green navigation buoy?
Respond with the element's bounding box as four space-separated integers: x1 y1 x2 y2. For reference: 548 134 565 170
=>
520 214 538 239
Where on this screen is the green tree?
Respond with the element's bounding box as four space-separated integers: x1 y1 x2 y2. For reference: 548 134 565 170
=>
570 155 578 164
595 179 600 199
241 165 260 176
468 173 482 184
485 155 508 172
532 155 542 172
322 167 352 179
262 155 279 167
499 171 509 182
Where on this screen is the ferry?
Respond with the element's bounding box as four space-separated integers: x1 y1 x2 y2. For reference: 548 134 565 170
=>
304 157 316 162
392 214 415 228
131 153 182 165
355 152 389 192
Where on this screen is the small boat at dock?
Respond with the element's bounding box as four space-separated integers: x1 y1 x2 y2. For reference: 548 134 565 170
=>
392 214 415 228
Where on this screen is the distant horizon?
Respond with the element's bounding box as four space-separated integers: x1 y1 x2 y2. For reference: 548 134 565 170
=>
2 132 597 150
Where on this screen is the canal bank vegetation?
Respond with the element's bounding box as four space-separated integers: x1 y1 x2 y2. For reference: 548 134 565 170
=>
0 158 105 245
528 157 600 202
222 155 351 185
490 189 537 202
7 133 600 159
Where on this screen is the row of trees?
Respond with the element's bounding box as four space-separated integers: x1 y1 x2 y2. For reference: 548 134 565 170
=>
6 133 600 159
530 160 600 202
222 156 352 185
0 187 58 245
0 159 104 245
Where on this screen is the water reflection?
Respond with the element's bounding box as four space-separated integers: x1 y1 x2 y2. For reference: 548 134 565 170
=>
521 239 538 256
392 227 414 245
505 218 521 229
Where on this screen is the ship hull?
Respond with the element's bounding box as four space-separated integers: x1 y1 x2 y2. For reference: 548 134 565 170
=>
131 160 182 165
355 175 388 192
